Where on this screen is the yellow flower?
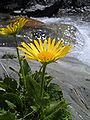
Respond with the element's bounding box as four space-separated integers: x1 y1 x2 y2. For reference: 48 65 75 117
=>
18 38 73 64
0 17 28 35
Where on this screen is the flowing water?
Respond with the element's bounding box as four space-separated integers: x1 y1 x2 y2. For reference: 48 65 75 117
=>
0 14 90 66
37 16 90 66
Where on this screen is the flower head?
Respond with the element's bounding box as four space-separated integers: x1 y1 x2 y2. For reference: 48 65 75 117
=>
0 17 28 35
18 38 73 64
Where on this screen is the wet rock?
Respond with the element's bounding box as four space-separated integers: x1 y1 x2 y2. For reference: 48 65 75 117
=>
0 16 85 49
21 22 84 52
0 17 45 47
0 17 85 51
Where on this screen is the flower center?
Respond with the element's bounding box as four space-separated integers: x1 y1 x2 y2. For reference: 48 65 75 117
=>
38 51 54 62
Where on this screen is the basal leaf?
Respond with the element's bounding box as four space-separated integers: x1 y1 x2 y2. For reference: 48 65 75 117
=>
44 100 69 120
26 75 40 100
20 59 32 76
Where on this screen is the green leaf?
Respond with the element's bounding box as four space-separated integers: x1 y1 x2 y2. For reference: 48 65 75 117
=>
5 100 16 109
20 59 32 76
2 93 22 111
0 82 7 90
44 100 69 120
26 75 40 100
44 74 53 86
3 77 17 92
47 83 63 101
0 109 6 115
0 111 16 120
38 98 49 107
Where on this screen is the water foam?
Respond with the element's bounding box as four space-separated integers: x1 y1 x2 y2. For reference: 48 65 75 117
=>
37 17 90 66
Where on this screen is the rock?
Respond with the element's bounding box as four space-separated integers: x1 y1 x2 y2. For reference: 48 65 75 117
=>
12 1 62 17
48 23 84 50
25 18 45 28
0 0 62 17
0 17 45 47
0 18 85 51
21 23 84 52
0 0 90 17
0 0 19 13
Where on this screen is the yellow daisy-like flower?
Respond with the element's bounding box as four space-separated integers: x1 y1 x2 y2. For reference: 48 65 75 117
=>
0 17 28 35
18 38 73 64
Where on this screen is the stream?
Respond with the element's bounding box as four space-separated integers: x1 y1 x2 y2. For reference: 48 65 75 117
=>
0 14 90 66
37 16 90 66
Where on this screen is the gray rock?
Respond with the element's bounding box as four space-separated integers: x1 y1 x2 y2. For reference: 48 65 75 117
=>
22 23 84 51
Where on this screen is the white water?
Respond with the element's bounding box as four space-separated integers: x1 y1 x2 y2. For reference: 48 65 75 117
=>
37 17 90 66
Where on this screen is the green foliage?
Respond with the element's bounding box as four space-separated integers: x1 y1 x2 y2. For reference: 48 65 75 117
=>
20 59 32 76
0 59 72 120
0 110 16 120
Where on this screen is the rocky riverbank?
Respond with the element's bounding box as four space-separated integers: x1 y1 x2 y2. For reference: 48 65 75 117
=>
0 47 90 120
0 0 90 17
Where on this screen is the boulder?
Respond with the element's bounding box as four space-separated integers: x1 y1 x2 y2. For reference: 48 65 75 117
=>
12 0 62 17
21 22 84 52
0 0 90 17
0 17 85 51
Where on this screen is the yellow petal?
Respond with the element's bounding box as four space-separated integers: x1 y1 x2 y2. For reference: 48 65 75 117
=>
20 54 35 60
55 45 72 59
51 40 64 54
38 39 43 51
43 39 47 51
21 42 33 52
28 43 39 54
48 37 51 51
21 42 38 57
17 46 33 56
34 40 42 52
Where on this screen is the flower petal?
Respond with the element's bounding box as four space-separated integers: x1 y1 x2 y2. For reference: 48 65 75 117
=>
28 43 39 54
43 39 47 51
34 40 42 52
38 39 43 51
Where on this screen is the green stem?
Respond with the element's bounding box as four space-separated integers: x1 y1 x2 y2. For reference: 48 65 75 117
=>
13 35 26 88
23 111 34 119
13 35 21 68
22 62 26 88
40 63 47 99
